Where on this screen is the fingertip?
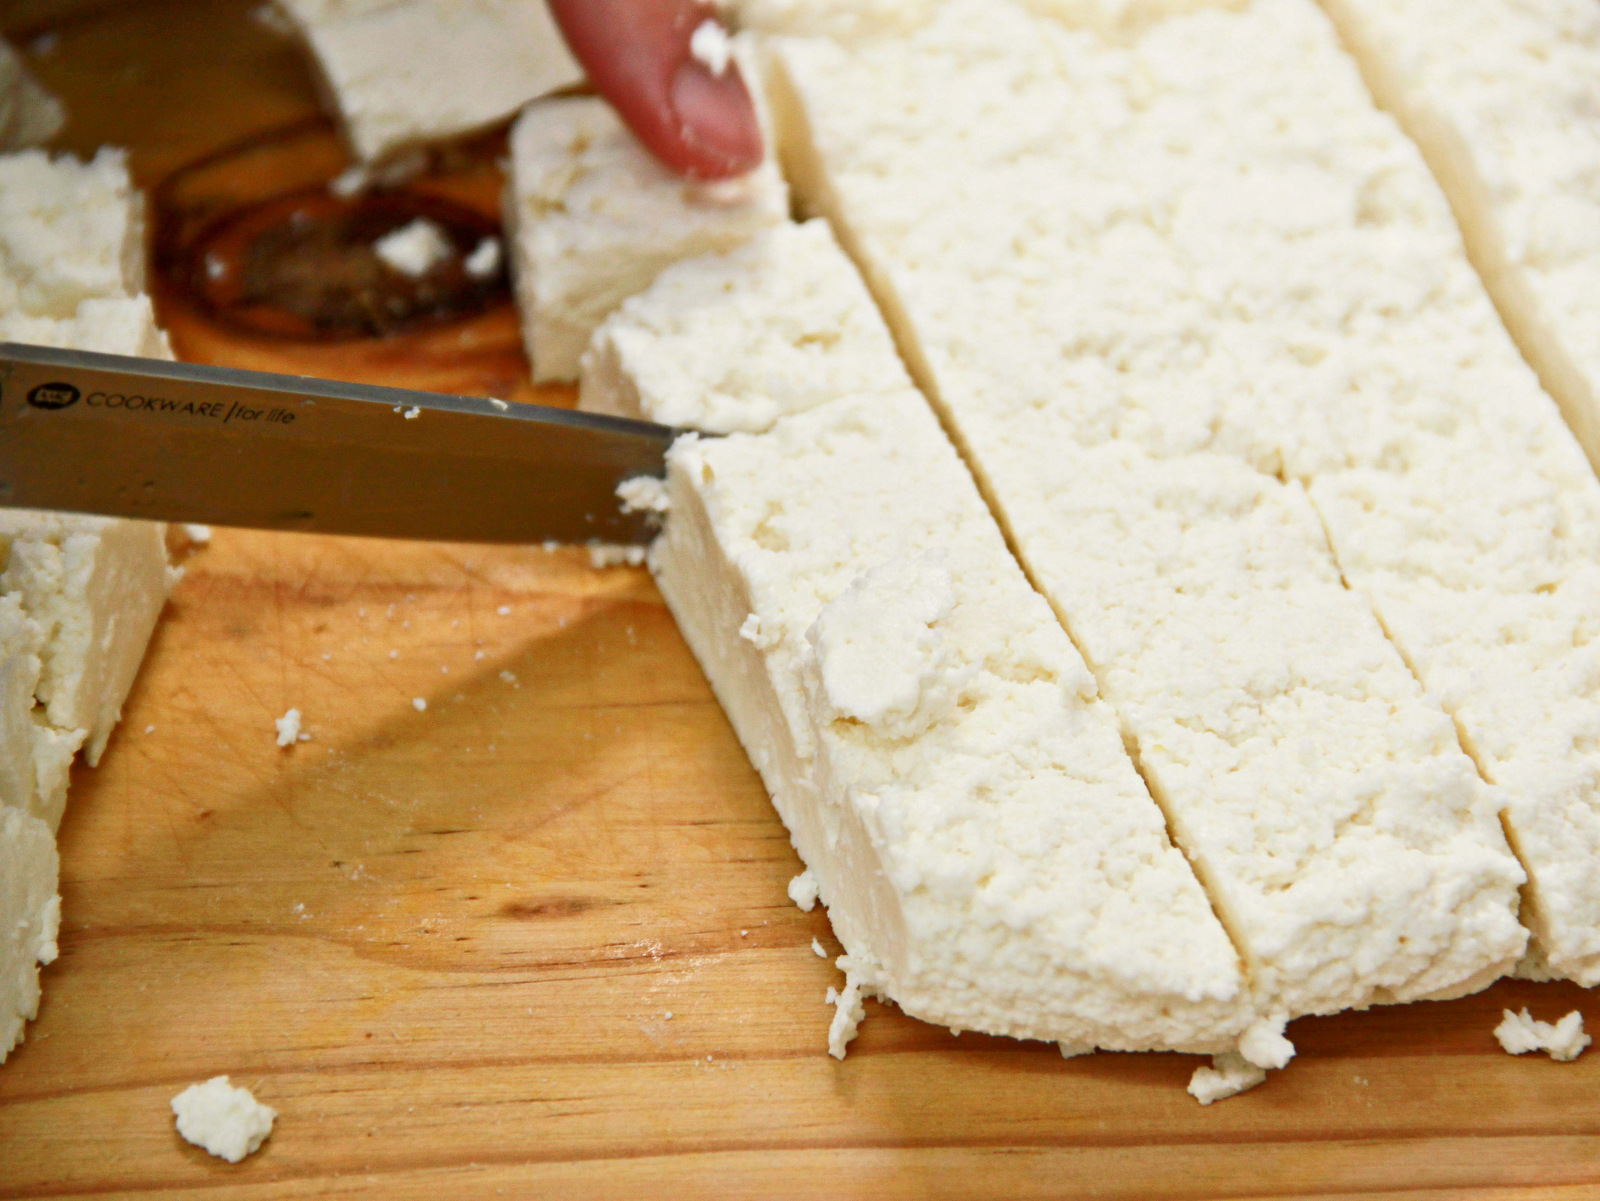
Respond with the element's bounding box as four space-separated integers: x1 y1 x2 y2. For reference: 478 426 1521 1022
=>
668 61 765 179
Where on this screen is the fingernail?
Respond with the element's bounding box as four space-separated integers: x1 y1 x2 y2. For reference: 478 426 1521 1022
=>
669 61 764 177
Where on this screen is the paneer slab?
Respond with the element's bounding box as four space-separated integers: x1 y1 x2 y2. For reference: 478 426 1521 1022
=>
770 0 1535 1016
580 219 909 433
0 804 59 1063
507 96 788 382
274 0 581 163
1315 0 1600 475
654 389 1252 1053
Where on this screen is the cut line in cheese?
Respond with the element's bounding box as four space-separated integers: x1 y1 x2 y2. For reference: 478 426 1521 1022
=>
653 389 1252 1054
768 0 1536 1019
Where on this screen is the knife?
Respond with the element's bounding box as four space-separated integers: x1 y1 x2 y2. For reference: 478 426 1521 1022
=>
0 342 674 545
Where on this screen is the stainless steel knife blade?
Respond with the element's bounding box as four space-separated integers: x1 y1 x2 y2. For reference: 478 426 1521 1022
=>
0 342 675 545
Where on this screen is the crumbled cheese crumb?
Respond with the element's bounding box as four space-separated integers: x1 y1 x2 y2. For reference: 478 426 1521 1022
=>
170 1076 276 1162
499 670 517 684
689 19 733 76
787 869 819 912
1188 1052 1268 1106
412 698 427 712
811 937 827 959
1238 1015 1296 1071
402 406 420 420
1494 1009 1591 1062
327 163 368 198
374 218 451 278
464 236 502 280
488 397 510 411
828 955 883 1059
183 524 212 545
616 475 670 515
274 708 301 748
586 541 647 569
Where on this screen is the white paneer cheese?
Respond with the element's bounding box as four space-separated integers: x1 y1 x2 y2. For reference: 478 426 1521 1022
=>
0 295 172 360
274 0 581 163
171 1076 277 1162
1187 1051 1268 1106
771 0 1530 1020
1493 1007 1590 1062
0 511 175 769
580 220 909 433
1 805 59 1063
506 96 788 382
274 708 302 748
654 390 1251 1054
0 595 83 832
0 148 145 319
373 216 451 277
1317 0 1600 474
0 39 64 152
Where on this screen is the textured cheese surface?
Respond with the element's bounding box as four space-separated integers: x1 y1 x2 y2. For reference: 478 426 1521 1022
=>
275 0 580 163
0 511 174 770
0 40 64 152
171 1076 277 1162
0 805 59 1063
580 220 909 433
0 148 144 319
0 596 43 817
654 390 1250 1052
1317 0 1600 467
507 97 789 382
773 0 1535 1015
0 295 172 360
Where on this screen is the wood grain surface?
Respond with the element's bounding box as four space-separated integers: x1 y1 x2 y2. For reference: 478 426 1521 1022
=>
2 3 1599 1197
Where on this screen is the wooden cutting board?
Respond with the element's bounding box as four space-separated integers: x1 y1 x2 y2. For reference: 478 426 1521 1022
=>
2 3 1599 1197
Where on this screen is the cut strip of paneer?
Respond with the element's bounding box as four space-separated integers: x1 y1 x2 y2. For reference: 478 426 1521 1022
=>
1316 0 1600 476
273 0 581 163
769 0 1533 1017
506 96 788 382
580 219 909 433
654 390 1252 1053
0 39 64 152
0 804 59 1063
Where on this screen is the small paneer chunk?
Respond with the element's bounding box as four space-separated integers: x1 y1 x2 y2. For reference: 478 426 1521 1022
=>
506 95 788 382
171 1076 277 1162
273 0 581 163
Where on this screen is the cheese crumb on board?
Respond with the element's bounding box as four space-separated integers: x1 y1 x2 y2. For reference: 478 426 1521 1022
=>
653 390 1250 1055
0 39 64 152
271 0 580 163
811 937 827 958
1494 1008 1590 1062
1188 1052 1268 1106
0 805 59 1063
170 1076 276 1163
771 0 1527 1029
411 698 426 712
506 95 787 382
586 542 647 570
373 217 450 277
274 709 302 748
580 220 910 434
182 525 212 547
616 476 671 516
463 236 501 280
787 869 819 912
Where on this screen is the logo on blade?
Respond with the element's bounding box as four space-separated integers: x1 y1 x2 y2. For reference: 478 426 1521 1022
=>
26 382 80 410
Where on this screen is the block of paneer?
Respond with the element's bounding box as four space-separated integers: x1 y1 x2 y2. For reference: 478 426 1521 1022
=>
0 804 59 1063
0 512 175 779
0 38 64 152
654 389 1255 1056
1316 0 1600 476
580 219 909 433
273 0 581 163
769 0 1543 1021
506 95 788 383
